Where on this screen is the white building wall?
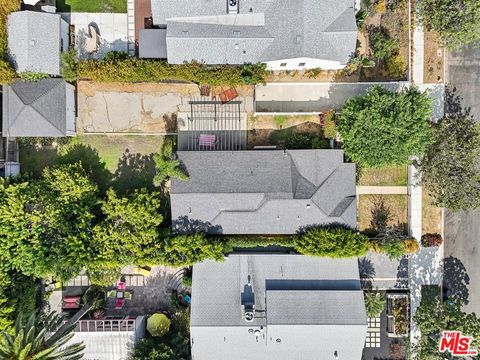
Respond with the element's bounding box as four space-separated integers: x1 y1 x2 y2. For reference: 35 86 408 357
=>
265 57 346 71
65 83 76 136
60 18 70 52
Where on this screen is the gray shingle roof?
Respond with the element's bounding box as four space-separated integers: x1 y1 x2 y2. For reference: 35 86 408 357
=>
171 150 356 234
2 79 72 137
7 11 62 75
191 254 367 360
151 0 357 65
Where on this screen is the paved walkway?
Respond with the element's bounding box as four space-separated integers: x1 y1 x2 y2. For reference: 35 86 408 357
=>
412 24 425 83
356 186 408 195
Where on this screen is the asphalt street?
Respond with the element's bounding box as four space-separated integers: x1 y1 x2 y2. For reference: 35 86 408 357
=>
444 46 480 314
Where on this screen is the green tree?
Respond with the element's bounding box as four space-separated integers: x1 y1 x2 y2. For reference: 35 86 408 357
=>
153 138 188 185
338 86 433 167
160 233 231 266
0 312 84 360
294 227 371 258
89 189 164 283
0 164 98 280
416 0 480 49
418 115 480 211
414 286 480 358
60 49 78 82
364 292 385 317
344 55 375 75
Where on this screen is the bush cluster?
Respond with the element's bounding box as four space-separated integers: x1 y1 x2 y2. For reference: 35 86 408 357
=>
421 233 443 247
0 0 20 84
76 58 268 85
284 133 329 149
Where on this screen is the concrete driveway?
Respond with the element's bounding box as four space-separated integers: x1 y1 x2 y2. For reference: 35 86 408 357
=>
255 82 445 120
444 45 480 314
77 82 254 134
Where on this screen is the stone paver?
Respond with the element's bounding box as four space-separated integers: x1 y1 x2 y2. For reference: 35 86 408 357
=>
61 13 128 59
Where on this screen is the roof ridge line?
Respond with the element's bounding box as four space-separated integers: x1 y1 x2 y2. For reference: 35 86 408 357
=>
210 194 268 222
30 80 66 135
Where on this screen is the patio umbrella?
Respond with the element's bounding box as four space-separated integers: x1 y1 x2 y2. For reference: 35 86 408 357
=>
147 313 171 337
23 0 40 5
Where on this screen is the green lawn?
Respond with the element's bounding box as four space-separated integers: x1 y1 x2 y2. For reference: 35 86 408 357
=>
358 165 408 186
75 135 165 172
56 0 127 13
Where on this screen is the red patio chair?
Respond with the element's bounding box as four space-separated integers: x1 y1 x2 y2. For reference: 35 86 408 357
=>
115 298 124 309
62 296 81 309
117 281 126 290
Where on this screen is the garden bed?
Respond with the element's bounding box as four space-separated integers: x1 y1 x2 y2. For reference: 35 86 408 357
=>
358 195 408 232
358 0 410 81
424 30 445 83
386 294 409 337
422 189 442 235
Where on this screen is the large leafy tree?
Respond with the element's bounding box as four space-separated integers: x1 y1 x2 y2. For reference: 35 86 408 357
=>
338 86 433 167
0 164 98 280
414 286 480 359
416 0 480 49
294 226 371 258
0 311 84 360
89 189 164 284
417 115 480 211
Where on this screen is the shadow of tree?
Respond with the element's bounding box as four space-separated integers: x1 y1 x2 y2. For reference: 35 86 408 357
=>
56 143 112 193
172 216 223 235
358 257 376 289
443 255 470 305
445 86 471 117
112 150 156 194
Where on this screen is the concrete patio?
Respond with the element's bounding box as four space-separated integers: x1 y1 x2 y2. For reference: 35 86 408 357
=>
60 13 129 59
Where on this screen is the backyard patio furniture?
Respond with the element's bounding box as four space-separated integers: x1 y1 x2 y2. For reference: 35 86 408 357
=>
107 290 116 298
116 291 124 299
62 296 81 309
133 266 151 277
199 134 216 147
124 291 132 300
85 25 100 54
218 87 238 104
115 298 124 309
117 281 126 290
147 313 171 337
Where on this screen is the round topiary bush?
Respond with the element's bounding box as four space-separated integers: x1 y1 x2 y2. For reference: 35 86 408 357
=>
421 233 443 247
294 226 370 258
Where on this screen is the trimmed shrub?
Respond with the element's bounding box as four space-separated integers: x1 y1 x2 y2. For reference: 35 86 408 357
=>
323 110 337 139
402 238 420 253
0 58 15 84
77 59 268 85
386 54 406 78
18 71 49 82
228 235 294 249
375 238 405 260
421 233 443 247
284 133 329 149
294 226 371 258
60 49 78 82
369 26 399 61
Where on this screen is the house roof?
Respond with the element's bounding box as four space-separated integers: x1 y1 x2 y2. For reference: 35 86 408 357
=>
170 149 356 234
7 11 62 75
151 0 357 65
139 29 168 58
191 254 367 360
2 78 70 137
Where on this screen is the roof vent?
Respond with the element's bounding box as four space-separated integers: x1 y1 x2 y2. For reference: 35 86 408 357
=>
227 0 239 14
235 43 240 49
245 312 254 322
181 30 189 35
233 30 241 36
306 204 311 209
30 40 36 46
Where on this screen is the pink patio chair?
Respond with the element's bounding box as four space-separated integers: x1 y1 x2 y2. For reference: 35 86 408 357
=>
115 298 124 309
117 282 126 290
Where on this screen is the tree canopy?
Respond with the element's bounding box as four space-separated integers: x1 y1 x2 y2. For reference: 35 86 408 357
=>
338 86 433 167
418 114 480 211
416 0 480 49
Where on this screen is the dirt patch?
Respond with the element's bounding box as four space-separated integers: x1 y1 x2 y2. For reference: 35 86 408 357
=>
422 189 442 235
423 30 445 83
358 194 408 232
249 115 320 130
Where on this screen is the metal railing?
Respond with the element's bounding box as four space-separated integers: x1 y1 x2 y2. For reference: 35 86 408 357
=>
75 319 136 332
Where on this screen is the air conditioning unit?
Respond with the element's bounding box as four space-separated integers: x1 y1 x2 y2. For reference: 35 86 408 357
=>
228 0 239 14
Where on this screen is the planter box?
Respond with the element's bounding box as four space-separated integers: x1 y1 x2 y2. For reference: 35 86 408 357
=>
386 294 409 337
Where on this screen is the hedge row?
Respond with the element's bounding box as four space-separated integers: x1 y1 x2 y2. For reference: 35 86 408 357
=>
76 58 268 85
0 0 19 84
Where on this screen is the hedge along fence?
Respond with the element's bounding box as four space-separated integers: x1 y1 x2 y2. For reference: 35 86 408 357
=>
0 0 20 84
76 58 269 85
